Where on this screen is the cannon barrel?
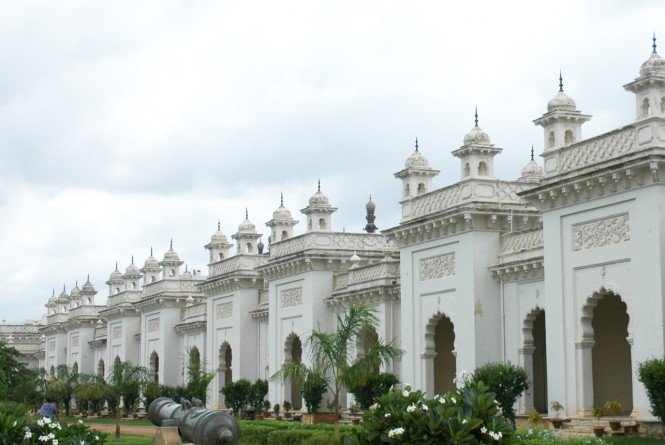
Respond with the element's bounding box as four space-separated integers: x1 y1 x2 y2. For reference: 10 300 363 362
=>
148 397 240 445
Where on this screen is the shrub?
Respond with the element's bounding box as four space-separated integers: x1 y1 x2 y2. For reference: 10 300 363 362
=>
303 373 327 414
348 372 399 410
143 381 161 410
0 402 108 444
221 378 252 417
471 362 530 425
355 380 513 444
159 384 189 403
249 379 269 413
638 357 665 427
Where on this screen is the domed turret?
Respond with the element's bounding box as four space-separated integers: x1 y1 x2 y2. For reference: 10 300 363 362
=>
160 240 184 278
394 139 440 203
205 221 233 264
451 110 503 180
81 275 95 293
70 282 81 297
364 196 378 233
232 209 262 254
141 248 162 285
625 35 665 121
463 124 491 146
301 181 338 232
125 256 141 276
519 147 544 181
534 73 590 152
266 194 299 243
143 248 160 270
163 240 181 262
80 274 97 305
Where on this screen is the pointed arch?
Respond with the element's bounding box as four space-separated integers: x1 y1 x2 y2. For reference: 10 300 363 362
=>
424 312 456 396
284 332 303 410
72 361 79 374
97 358 105 377
579 287 632 413
521 307 547 413
114 356 121 367
218 342 232 408
149 351 159 383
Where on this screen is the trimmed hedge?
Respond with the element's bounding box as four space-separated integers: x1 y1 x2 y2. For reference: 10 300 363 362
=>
239 420 361 445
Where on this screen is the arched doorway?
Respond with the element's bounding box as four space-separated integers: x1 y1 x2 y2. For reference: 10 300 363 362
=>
284 333 302 410
149 351 159 383
520 308 547 414
114 356 121 367
98 359 105 377
424 313 456 396
591 293 632 412
218 342 232 408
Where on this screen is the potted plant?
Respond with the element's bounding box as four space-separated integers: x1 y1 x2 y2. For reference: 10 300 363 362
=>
592 407 606 437
550 401 564 429
273 403 282 420
349 403 361 425
604 400 624 432
528 412 543 428
262 400 271 417
282 400 292 418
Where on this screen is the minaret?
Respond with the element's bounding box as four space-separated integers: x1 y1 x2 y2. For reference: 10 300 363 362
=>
266 194 299 243
364 196 378 233
624 34 665 120
80 275 98 305
123 255 142 290
161 240 184 279
106 262 124 295
394 138 439 200
301 181 337 232
141 248 162 285
533 73 591 151
232 209 262 254
451 109 503 180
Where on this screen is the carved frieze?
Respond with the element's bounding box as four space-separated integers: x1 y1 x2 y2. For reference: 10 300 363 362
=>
112 326 122 339
147 318 160 333
572 213 630 251
71 336 79 347
48 339 55 352
419 253 455 281
216 302 233 319
280 288 303 308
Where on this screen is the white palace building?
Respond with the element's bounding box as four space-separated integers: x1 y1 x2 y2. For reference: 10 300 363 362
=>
5 41 665 425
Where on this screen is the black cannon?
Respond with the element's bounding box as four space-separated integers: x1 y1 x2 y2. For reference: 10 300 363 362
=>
148 397 241 445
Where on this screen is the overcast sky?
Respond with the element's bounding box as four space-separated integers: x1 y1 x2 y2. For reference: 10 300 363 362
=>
1 0 663 323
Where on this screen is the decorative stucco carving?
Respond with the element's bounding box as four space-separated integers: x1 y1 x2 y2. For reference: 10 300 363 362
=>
48 339 55 352
572 213 630 251
71 336 79 347
216 302 233 319
557 128 637 174
419 253 455 280
147 318 160 333
112 326 122 339
280 288 303 308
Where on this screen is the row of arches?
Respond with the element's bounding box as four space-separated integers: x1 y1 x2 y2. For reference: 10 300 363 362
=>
426 291 632 414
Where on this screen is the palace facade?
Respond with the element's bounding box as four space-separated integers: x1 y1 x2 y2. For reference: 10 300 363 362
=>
6 42 665 424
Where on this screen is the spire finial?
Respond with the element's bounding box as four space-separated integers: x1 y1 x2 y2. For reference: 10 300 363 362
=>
474 107 479 127
87 273 90 282
150 246 153 256
653 32 658 54
75 280 78 287
415 137 419 151
280 192 284 206
245 207 248 220
131 254 134 264
530 145 535 161
559 71 564 92
115 261 118 271
369 194 372 201
63 284 66 292
317 179 321 192
170 238 173 249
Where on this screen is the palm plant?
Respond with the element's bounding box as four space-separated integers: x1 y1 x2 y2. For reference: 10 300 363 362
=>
74 373 108 416
183 347 216 406
106 361 149 439
271 304 403 442
47 364 79 416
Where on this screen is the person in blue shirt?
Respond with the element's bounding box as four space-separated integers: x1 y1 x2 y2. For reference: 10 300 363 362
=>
39 397 58 420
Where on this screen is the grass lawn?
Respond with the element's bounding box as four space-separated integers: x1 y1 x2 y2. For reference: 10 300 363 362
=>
64 416 154 427
103 434 153 444
605 436 665 445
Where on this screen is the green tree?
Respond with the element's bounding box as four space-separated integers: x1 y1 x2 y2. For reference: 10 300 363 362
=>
220 378 252 417
47 364 79 416
270 304 403 442
0 341 29 402
183 347 216 406
638 357 665 431
74 373 108 416
302 373 327 414
471 362 530 426
106 361 149 440
348 372 399 410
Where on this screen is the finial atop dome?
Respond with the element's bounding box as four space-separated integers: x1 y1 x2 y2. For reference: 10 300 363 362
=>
531 145 535 161
280 192 284 206
131 254 134 264
653 32 657 54
115 261 118 271
415 138 419 151
217 220 221 231
317 179 321 192
170 238 173 249
474 107 478 127
462 109 491 145
245 207 248 220
559 71 564 92
520 145 544 181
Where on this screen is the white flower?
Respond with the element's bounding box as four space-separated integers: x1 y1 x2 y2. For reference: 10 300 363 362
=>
406 404 417 413
388 427 405 438
48 432 56 439
462 419 468 424
451 397 456 404
384 413 391 418
481 426 488 434
95 436 99 440
78 419 83 424
12 420 17 427
369 403 379 411
24 430 32 439
37 418 45 427
53 440 59 445
421 404 429 411
489 431 503 441
402 389 410 397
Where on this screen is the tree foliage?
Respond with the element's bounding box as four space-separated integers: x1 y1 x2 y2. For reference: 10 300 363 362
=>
0 342 30 402
105 361 149 439
271 304 404 441
348 372 399 410
221 378 252 417
638 357 665 428
183 347 216 406
303 373 327 414
47 364 79 416
471 362 530 425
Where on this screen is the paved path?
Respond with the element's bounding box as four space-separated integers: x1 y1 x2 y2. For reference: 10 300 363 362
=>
82 423 158 437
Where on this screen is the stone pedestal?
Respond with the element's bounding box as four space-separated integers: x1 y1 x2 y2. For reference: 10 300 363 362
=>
152 426 182 445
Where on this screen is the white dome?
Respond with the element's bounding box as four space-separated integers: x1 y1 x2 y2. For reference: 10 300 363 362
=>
520 159 544 179
238 218 256 233
164 245 180 261
640 51 665 76
547 91 577 112
211 222 230 244
308 190 330 206
463 126 491 145
125 260 140 275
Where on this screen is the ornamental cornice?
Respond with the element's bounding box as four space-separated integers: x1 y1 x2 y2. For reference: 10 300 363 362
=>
519 153 665 210
249 308 269 320
174 320 207 335
384 207 540 248
326 286 400 312
133 296 185 313
88 339 107 350
200 274 262 295
98 304 139 320
488 257 544 282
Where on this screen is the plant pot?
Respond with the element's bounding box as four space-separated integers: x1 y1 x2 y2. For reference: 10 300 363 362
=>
284 412 291 418
351 418 360 425
551 419 563 429
593 426 605 437
609 420 621 431
255 415 264 420
276 416 283 421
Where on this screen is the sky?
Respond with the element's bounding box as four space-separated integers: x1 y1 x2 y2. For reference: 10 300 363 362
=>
1 0 663 323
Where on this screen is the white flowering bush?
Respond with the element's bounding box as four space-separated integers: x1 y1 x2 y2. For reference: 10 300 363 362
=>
0 402 107 445
353 381 513 444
